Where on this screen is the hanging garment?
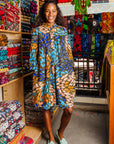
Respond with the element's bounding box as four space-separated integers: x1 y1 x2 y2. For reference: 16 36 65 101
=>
81 34 89 57
102 12 114 34
88 14 100 34
91 34 95 57
29 23 76 110
73 34 82 57
83 14 88 34
74 0 90 15
74 14 83 34
95 34 101 54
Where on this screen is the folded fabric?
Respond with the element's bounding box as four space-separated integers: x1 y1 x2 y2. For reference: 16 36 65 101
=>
20 136 34 144
9 130 25 144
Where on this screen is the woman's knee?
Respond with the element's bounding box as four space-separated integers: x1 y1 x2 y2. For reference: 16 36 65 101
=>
64 107 73 116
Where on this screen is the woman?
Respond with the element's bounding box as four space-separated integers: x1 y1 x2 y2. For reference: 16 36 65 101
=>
29 0 76 144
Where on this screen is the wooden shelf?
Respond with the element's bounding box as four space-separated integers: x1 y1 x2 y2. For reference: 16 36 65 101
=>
0 29 21 34
0 77 22 88
21 32 31 35
23 72 33 77
0 72 33 87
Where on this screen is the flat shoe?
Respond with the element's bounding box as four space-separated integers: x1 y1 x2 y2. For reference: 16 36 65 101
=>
48 140 55 144
56 130 68 144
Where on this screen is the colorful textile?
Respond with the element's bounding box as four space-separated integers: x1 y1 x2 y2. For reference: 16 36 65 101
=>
81 34 89 57
74 15 83 34
29 23 76 110
73 34 82 57
20 136 34 144
102 12 114 34
95 34 101 54
9 130 25 144
74 0 90 15
58 0 71 3
91 34 95 57
83 14 88 34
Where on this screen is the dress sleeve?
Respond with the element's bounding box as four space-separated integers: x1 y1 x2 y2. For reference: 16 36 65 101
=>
29 28 39 74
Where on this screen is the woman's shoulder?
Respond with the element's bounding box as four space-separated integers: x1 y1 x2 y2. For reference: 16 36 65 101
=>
55 24 68 35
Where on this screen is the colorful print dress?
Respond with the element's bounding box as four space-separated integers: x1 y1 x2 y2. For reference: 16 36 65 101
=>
29 23 76 110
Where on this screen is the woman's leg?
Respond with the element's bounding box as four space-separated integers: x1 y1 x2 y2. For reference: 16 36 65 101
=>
44 110 55 142
58 107 73 140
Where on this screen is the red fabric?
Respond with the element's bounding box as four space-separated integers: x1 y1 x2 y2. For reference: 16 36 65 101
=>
22 136 34 144
58 0 71 3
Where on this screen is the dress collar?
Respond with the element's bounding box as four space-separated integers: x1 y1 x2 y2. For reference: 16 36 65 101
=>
43 23 56 30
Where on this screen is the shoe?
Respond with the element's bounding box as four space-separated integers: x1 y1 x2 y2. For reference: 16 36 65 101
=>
48 140 55 144
56 130 68 144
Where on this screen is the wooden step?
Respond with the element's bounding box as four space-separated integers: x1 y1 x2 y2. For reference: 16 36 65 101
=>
23 126 42 144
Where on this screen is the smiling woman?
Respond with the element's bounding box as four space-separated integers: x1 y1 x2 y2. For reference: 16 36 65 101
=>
44 3 57 27
29 1 76 144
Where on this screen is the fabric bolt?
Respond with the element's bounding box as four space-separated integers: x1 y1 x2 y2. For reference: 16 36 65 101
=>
88 34 91 52
9 130 25 144
74 0 90 15
29 23 76 110
74 14 83 34
95 34 101 54
83 14 88 34
81 34 89 57
91 34 95 57
102 12 114 34
0 35 8 46
73 34 82 57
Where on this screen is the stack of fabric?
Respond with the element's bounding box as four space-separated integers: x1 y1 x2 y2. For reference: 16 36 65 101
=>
30 0 38 28
7 39 22 80
0 0 5 30
22 37 31 74
21 0 31 32
0 100 25 144
5 0 20 31
0 34 9 85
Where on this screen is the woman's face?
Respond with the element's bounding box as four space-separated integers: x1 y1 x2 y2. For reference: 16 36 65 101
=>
44 3 57 26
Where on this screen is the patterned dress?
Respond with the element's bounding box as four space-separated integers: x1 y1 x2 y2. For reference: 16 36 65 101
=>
29 23 76 110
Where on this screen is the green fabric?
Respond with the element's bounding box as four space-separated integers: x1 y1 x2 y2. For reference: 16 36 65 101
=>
74 0 90 15
91 34 95 57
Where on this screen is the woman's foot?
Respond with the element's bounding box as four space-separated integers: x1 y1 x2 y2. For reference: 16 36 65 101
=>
56 130 68 144
48 140 55 144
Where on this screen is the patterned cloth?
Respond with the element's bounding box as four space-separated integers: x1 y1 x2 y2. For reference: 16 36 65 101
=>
102 12 114 34
73 34 82 57
74 15 83 34
74 0 90 15
29 23 76 110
